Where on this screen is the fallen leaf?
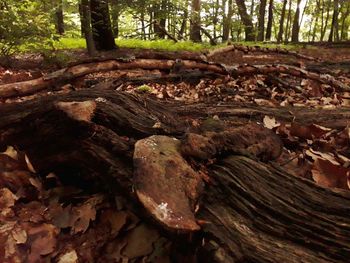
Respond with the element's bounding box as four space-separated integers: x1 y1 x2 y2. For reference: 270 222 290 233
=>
122 224 159 259
312 159 349 189
263 116 280 129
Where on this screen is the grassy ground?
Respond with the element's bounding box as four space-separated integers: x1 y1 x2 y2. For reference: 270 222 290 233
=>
53 38 305 52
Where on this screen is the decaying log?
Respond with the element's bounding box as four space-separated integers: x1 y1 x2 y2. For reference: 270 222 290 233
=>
1 58 349 99
1 89 350 262
206 44 320 61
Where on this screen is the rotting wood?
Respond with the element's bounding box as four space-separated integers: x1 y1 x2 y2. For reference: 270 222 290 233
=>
1 58 349 99
0 90 350 262
206 44 320 61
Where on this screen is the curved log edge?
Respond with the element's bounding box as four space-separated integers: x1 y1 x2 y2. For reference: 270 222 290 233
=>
205 44 321 61
1 90 350 262
1 58 349 99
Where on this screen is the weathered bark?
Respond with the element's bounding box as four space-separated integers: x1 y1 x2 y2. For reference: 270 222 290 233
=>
2 58 349 99
90 0 117 50
235 0 255 41
1 90 350 262
257 0 267 41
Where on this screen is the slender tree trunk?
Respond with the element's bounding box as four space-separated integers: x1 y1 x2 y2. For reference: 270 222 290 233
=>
212 0 220 40
340 2 350 40
55 0 64 35
179 0 189 40
285 0 293 42
222 0 233 41
321 0 331 41
80 0 96 56
257 0 267 41
235 0 255 41
110 0 119 37
277 0 287 43
78 3 85 37
311 0 321 42
265 0 273 40
329 0 340 42
291 0 301 42
154 0 167 39
190 0 202 42
250 0 254 17
90 0 117 50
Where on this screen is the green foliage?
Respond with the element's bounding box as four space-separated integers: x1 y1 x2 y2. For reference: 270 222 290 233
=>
0 0 57 58
41 50 72 68
137 84 152 93
54 38 212 52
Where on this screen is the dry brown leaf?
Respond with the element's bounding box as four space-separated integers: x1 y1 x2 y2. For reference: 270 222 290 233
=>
290 122 331 140
305 149 340 165
311 159 349 189
57 250 78 263
263 116 280 129
0 188 18 209
122 224 159 259
27 223 59 263
101 210 128 236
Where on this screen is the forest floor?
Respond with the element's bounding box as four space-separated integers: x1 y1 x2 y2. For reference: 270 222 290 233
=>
1 43 350 262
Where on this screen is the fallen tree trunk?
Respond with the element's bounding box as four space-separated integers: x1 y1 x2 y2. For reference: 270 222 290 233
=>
1 89 350 262
206 44 320 61
1 58 349 99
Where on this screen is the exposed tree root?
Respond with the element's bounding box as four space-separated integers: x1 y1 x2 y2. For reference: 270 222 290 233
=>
1 90 350 262
1 58 349 99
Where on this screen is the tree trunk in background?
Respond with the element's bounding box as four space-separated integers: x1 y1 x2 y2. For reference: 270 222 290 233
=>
291 0 301 42
340 2 350 40
321 0 331 41
250 0 254 17
222 0 233 41
55 0 64 35
299 0 308 28
90 0 117 50
81 0 96 56
235 0 255 41
285 0 293 42
310 0 321 42
329 0 339 42
277 0 287 43
78 3 85 37
265 0 273 41
213 0 221 40
179 0 189 40
257 0 267 41
110 0 119 37
153 0 167 39
190 0 202 42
